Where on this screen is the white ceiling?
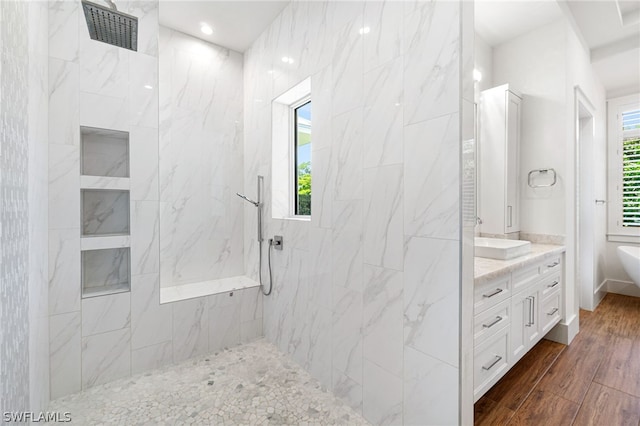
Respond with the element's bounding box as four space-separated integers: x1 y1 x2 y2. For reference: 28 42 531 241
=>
159 1 289 53
475 0 640 96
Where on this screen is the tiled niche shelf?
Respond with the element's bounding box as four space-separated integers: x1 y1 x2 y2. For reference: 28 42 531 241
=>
79 126 131 298
81 126 130 178
81 247 131 298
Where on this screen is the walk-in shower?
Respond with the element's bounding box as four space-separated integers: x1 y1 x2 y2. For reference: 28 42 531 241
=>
237 175 274 296
81 0 138 51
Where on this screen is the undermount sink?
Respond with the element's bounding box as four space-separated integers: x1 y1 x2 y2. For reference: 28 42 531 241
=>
475 237 531 260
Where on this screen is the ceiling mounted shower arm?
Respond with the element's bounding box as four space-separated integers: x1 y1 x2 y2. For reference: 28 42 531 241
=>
104 0 118 10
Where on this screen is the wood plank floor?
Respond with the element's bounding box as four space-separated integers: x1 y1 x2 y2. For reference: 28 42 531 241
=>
474 293 640 426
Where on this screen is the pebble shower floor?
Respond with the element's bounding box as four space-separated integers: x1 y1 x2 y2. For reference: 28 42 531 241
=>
49 339 369 425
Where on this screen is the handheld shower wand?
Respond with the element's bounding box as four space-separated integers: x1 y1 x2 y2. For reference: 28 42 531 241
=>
236 176 272 295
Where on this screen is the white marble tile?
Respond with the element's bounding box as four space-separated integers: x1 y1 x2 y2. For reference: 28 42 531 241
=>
240 319 263 344
48 0 78 62
79 35 129 98
363 265 403 377
48 58 79 146
404 236 460 367
332 286 363 385
48 228 81 316
126 1 159 57
362 359 403 426
306 305 332 390
172 297 209 363
130 125 158 201
240 286 263 323
310 66 332 151
363 57 403 168
79 92 130 132
131 201 159 276
81 328 131 389
308 227 332 309
49 312 81 399
131 274 172 350
332 368 363 415
306 2 333 72
333 108 363 201
363 165 403 270
403 346 459 425
49 144 79 229
82 292 131 336
331 19 364 117
363 1 403 73
403 1 460 125
310 147 334 229
332 200 363 291
330 0 364 34
129 53 158 129
404 113 460 240
81 189 129 236
208 292 241 352
131 341 173 375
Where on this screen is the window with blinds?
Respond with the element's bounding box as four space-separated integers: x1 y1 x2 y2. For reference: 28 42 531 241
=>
622 109 640 227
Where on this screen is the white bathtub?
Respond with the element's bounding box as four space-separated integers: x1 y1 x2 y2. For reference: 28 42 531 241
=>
617 246 640 287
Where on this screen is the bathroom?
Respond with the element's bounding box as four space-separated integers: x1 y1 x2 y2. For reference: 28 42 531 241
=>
0 0 638 425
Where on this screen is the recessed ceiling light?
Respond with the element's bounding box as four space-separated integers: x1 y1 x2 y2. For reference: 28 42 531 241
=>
359 27 371 35
281 56 294 64
201 24 213 35
144 85 153 90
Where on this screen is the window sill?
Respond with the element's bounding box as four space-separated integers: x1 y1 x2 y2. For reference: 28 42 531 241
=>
607 234 640 243
275 216 311 222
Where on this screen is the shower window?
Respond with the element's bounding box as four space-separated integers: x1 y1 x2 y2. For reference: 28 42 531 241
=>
294 100 311 216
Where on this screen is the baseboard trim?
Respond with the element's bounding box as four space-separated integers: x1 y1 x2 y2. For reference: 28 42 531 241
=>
544 313 578 345
593 279 608 309
606 279 640 298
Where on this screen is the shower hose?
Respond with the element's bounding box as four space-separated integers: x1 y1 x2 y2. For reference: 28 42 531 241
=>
258 237 274 296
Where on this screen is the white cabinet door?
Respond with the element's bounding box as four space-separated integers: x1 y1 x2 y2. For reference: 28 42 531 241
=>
510 290 528 363
505 91 521 233
525 288 541 347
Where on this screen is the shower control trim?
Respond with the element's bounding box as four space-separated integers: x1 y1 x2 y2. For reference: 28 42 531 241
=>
272 236 283 250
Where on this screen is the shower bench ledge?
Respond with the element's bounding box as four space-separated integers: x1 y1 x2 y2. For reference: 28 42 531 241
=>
160 276 261 304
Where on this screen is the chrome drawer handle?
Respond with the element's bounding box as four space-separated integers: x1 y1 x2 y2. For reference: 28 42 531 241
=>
547 280 559 288
483 288 503 298
482 355 503 371
547 308 559 316
547 261 560 268
483 316 503 329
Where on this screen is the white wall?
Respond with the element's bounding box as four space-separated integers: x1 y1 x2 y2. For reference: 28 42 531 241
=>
474 33 493 94
158 27 244 288
244 1 469 424
493 20 568 239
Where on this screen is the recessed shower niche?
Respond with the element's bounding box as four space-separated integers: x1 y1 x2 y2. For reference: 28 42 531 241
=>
80 126 131 297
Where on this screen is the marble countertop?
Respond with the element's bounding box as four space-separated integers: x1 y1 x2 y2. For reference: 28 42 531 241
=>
475 243 566 285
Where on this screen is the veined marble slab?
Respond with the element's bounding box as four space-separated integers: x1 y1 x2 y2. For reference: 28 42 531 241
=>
160 276 260 304
474 243 566 285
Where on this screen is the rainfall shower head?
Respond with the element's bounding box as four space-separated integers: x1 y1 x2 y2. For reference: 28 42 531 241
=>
81 0 138 51
236 193 260 207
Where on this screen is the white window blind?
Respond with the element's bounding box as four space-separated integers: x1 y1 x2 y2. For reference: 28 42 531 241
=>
622 109 640 227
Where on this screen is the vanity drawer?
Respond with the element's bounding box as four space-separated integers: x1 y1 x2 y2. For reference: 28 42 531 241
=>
474 299 510 347
542 255 562 275
541 291 562 334
474 325 509 402
475 275 511 314
512 263 541 294
541 273 562 298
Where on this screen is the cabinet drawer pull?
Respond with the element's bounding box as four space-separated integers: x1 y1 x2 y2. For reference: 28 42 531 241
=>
547 261 560 268
547 307 559 316
483 288 504 298
482 355 503 371
482 316 503 329
547 280 559 288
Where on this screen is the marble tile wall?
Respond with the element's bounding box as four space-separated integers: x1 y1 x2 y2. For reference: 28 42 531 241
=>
1 0 50 415
158 26 244 288
48 1 261 400
243 1 467 424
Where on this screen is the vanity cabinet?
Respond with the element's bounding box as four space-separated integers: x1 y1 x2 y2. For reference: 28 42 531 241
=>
473 253 564 402
479 84 522 235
